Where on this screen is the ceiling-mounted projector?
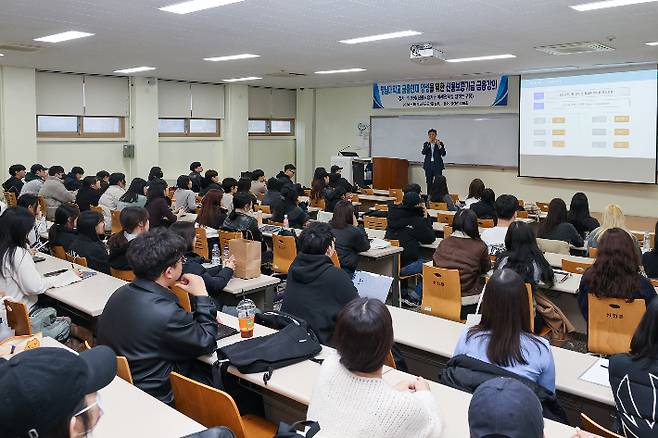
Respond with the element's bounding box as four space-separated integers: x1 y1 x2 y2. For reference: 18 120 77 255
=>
410 43 445 65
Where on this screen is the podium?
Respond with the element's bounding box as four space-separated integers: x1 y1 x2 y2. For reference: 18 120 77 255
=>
330 156 370 186
372 157 408 190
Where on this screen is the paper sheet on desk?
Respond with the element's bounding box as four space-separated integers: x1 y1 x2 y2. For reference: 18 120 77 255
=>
49 270 84 288
369 238 391 250
580 358 610 387
353 271 393 303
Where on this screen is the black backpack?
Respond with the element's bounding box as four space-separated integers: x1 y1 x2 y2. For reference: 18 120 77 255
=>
213 311 321 387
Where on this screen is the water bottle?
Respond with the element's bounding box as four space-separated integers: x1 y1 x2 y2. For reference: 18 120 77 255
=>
643 231 650 252
211 244 220 265
223 245 230 264
283 214 289 229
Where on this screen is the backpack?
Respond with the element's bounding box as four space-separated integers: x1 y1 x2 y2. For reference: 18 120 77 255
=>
213 311 321 388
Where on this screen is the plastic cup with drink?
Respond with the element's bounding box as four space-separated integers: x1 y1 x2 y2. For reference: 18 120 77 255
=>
237 298 257 338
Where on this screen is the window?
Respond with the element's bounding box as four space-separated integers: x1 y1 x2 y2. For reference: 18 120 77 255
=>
248 119 295 136
37 115 125 138
158 118 220 137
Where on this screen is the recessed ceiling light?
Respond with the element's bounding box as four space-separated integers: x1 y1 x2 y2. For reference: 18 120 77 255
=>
159 0 245 14
646 41 658 46
204 53 260 62
445 54 516 63
113 66 157 74
315 68 367 74
570 0 658 11
0 54 4 57
223 76 262 82
34 31 94 43
339 30 422 45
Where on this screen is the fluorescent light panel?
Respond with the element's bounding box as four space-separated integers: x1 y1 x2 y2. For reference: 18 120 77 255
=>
315 68 366 74
570 0 658 11
446 54 516 63
646 41 658 46
223 76 262 82
204 53 259 62
114 66 156 74
339 30 422 45
34 31 94 43
159 0 245 14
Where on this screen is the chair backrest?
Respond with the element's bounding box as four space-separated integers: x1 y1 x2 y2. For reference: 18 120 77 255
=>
421 265 462 322
110 267 135 281
580 413 623 438
361 188 374 195
517 199 525 208
384 351 397 369
477 218 495 228
272 234 297 274
526 283 534 333
516 210 529 219
373 203 389 212
363 216 388 230
330 251 340 267
50 245 67 260
588 295 646 355
194 227 209 259
428 202 448 211
219 230 242 252
389 188 403 204
116 356 133 384
37 196 47 217
170 285 192 312
317 210 334 223
650 278 658 288
111 210 122 235
350 194 359 203
3 191 17 207
303 189 311 197
195 195 203 205
170 372 247 438
66 254 88 267
89 205 104 215
255 204 271 214
437 213 454 226
449 194 460 203
561 259 593 274
536 202 550 212
4 300 32 336
588 247 598 258
632 231 655 250
536 238 570 255
443 225 453 237
309 197 326 210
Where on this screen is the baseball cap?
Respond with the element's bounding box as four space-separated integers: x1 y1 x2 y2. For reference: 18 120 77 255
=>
402 191 422 207
330 165 343 173
468 377 544 438
30 164 47 174
0 346 117 437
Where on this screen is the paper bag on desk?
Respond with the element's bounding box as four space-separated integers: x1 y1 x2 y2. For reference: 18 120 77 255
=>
229 238 261 279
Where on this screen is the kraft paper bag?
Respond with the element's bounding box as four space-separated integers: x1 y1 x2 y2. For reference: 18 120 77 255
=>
229 238 261 279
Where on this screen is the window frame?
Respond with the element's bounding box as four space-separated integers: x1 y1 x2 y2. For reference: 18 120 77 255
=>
36 115 126 138
158 118 221 138
248 118 295 136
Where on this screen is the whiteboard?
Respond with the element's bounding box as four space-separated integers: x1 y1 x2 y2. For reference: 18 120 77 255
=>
370 114 519 167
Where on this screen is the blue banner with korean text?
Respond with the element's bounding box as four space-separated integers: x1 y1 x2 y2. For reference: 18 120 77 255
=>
373 76 509 109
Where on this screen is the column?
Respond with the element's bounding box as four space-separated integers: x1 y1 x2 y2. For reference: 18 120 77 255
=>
295 88 315 184
222 84 249 177
129 77 159 180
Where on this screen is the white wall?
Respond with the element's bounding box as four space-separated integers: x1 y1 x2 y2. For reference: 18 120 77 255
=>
37 140 129 176
249 137 295 179
159 139 223 179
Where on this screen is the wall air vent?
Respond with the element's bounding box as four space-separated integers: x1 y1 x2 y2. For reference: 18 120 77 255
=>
535 41 615 56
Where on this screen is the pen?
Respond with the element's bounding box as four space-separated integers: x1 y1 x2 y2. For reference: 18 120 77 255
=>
44 268 67 277
10 345 16 354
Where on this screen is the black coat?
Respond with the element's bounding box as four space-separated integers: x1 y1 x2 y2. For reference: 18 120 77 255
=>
384 205 435 266
108 235 132 271
276 171 295 191
200 182 223 197
64 173 83 191
280 253 359 346
75 187 101 211
2 176 23 194
97 278 218 404
182 252 234 310
69 234 110 274
49 226 77 252
189 171 203 193
331 225 370 277
470 201 497 221
422 141 446 172
441 354 569 424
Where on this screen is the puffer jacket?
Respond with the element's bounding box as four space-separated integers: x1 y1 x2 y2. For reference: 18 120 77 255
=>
39 176 75 220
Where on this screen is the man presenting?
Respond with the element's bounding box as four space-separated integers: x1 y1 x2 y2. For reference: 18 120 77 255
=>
421 129 446 193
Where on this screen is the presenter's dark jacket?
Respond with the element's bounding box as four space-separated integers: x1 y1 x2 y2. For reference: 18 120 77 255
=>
97 278 218 405
422 141 446 172
385 204 435 266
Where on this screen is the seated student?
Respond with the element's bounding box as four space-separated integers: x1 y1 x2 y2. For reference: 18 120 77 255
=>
276 163 296 191
325 186 347 213
0 345 116 438
145 179 184 228
307 297 442 437
96 170 110 193
173 175 197 213
310 167 332 201
48 203 80 251
329 200 370 277
69 211 110 274
273 185 309 228
222 192 263 242
329 164 355 193
64 166 84 191
587 203 640 251
609 299 658 438
451 269 556 393
108 206 150 271
281 222 359 345
468 377 544 438
481 194 518 256
17 194 48 247
2 163 26 194
0 207 78 339
117 177 148 210
221 177 238 212
470 188 497 221
97 229 218 405
404 183 422 195
39 166 75 220
170 221 235 311
577 228 656 321
567 192 599 238
536 198 583 247
428 175 458 211
147 166 164 181
237 177 257 210
250 168 266 197
463 178 485 208
642 220 658 278
262 176 283 211
188 161 203 193
99 172 127 212
433 209 490 301
196 189 227 249
199 169 222 196
19 164 47 197
75 176 102 211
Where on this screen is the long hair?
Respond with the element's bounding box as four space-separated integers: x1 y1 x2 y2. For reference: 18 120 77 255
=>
107 207 149 251
197 189 224 228
480 188 496 208
495 221 554 287
537 198 567 238
145 179 167 204
452 209 480 240
468 269 544 367
76 211 104 242
591 204 626 239
630 299 658 360
429 175 449 202
0 208 35 278
329 200 355 229
310 167 328 200
567 192 590 223
148 166 163 181
119 178 147 203
467 178 485 200
583 228 641 300
48 204 80 243
176 175 191 190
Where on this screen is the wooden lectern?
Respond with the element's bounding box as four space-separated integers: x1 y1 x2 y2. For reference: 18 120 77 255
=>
372 157 408 190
